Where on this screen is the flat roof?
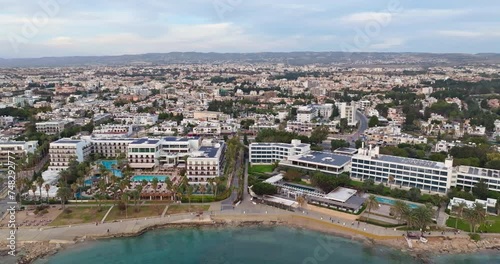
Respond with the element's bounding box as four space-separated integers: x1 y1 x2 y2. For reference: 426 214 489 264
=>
198 144 223 158
292 151 351 167
309 195 365 210
264 174 283 184
163 136 199 142
131 138 160 145
263 195 298 207
325 187 357 203
375 155 447 169
334 147 358 155
53 139 82 144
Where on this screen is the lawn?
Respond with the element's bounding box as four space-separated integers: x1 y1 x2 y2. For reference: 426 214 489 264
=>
105 205 164 221
446 215 500 233
49 206 109 226
166 204 210 215
248 165 274 175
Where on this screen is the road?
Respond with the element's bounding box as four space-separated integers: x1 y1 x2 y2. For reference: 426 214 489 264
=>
220 150 244 210
321 110 369 150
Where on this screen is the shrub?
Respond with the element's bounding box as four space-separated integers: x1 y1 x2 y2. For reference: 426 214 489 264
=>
63 208 73 214
469 233 481 241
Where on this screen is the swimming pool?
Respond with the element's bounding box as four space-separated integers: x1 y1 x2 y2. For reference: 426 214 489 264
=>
100 160 123 177
375 196 420 209
131 175 169 182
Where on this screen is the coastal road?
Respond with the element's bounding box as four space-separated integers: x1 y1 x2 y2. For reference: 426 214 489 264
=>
321 110 368 150
220 151 244 211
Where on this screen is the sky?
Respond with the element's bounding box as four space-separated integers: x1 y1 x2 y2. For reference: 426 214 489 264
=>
0 0 499 58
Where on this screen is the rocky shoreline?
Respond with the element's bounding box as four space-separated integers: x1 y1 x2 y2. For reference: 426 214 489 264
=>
3 216 500 263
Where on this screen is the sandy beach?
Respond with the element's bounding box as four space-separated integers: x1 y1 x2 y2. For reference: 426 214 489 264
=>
2 212 500 264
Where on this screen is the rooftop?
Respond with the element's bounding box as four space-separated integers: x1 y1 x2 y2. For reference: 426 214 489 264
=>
163 136 199 142
325 187 357 203
197 144 224 158
130 138 160 145
334 147 358 155
374 155 448 169
292 151 351 167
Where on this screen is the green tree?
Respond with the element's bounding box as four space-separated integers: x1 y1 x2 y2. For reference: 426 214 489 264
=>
411 204 434 233
331 139 349 151
368 116 379 127
310 126 329 145
472 179 489 200
453 202 467 229
407 187 421 202
56 186 71 210
355 139 363 149
364 195 379 220
252 182 277 195
391 200 410 224
36 176 44 203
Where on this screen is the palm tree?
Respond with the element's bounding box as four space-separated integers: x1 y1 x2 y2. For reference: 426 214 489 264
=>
121 192 129 218
15 179 25 205
44 184 51 203
151 178 159 200
131 190 140 212
71 183 79 203
165 178 173 201
464 203 486 233
411 204 434 234
98 178 107 195
388 175 395 188
94 192 104 212
199 184 206 203
364 195 379 220
391 200 410 224
214 177 221 198
454 202 467 229
31 185 37 201
296 195 306 209
36 176 44 202
207 178 215 196
187 185 193 211
56 186 71 210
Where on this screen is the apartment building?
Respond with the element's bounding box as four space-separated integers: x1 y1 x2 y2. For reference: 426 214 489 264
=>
191 122 238 136
249 139 311 164
114 113 158 126
186 142 226 184
193 111 227 121
296 106 315 123
336 102 358 126
48 139 91 171
127 138 161 169
286 120 338 134
36 121 66 135
92 124 133 138
0 116 14 128
0 141 38 168
350 146 454 194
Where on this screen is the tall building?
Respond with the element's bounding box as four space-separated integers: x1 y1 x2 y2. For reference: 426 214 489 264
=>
36 121 67 135
296 106 315 123
249 139 311 164
454 166 500 192
48 139 91 171
336 102 358 126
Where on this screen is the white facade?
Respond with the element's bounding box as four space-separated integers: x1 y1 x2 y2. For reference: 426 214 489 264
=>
127 138 161 169
249 139 311 164
48 139 91 171
350 146 454 194
296 106 315 123
92 124 133 138
36 121 66 135
0 141 38 168
186 142 226 184
454 166 500 192
336 102 358 126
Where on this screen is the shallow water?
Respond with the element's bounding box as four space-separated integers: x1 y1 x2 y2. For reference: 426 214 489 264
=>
34 226 497 264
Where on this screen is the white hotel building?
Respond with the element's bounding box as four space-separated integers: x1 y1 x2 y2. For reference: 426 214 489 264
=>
454 166 500 192
0 141 38 168
127 138 161 169
186 142 226 184
350 146 454 194
249 140 310 164
48 139 91 171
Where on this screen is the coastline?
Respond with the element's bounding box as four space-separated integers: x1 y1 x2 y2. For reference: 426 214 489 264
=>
3 214 500 264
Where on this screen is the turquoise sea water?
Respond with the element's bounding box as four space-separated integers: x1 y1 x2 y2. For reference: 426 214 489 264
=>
34 227 499 264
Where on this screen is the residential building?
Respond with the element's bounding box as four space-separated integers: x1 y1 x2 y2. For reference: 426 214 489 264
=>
0 116 14 128
0 141 38 168
48 138 91 171
249 139 311 164
92 124 134 138
454 166 500 192
336 102 358 126
36 121 66 135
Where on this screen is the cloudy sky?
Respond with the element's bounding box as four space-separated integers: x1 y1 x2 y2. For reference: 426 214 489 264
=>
0 0 499 58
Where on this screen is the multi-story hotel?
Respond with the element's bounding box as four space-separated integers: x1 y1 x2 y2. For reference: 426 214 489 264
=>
0 141 38 168
86 137 136 158
159 137 201 168
249 139 311 164
127 138 160 169
454 166 500 192
186 142 226 184
36 121 67 135
350 146 454 194
48 139 91 171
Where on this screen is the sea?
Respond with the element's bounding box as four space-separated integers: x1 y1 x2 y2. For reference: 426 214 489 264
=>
34 226 500 264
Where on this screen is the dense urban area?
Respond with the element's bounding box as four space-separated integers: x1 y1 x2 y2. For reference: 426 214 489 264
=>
1 59 500 262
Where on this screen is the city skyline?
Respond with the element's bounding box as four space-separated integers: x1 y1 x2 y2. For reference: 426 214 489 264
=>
1 0 500 58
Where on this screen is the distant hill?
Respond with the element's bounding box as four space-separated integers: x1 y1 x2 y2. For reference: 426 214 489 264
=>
1 52 500 67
